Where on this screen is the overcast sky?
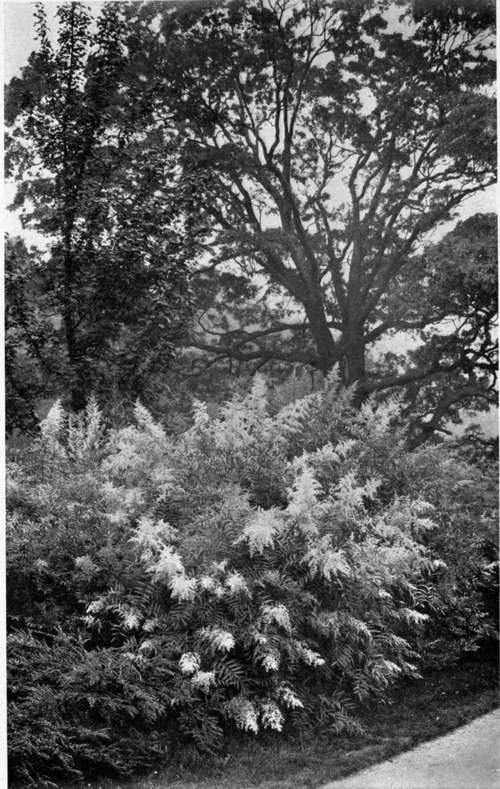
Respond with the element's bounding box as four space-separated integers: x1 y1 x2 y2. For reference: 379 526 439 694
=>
4 2 37 82
4 1 109 82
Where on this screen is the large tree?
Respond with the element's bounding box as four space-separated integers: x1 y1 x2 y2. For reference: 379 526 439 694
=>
5 2 202 418
128 0 496 407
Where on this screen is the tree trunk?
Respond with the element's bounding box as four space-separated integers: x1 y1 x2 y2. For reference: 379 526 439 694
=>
64 312 86 412
70 381 87 412
342 230 367 402
341 321 366 406
303 296 337 374
63 284 86 412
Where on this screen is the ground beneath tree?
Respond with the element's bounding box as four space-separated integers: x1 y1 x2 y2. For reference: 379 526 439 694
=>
321 708 500 789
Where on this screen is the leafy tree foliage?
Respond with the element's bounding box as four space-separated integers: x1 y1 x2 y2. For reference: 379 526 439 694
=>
373 213 498 439
5 2 199 420
127 0 496 413
398 214 498 439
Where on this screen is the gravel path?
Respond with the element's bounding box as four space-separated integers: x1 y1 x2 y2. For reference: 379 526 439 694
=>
321 708 500 789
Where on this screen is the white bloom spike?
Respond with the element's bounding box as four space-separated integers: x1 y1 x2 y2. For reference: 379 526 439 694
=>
179 652 200 675
191 670 216 693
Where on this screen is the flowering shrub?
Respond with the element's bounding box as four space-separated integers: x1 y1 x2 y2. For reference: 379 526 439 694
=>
7 379 498 785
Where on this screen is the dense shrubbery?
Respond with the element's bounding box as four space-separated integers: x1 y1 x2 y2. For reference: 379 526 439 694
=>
7 378 498 786
8 631 173 786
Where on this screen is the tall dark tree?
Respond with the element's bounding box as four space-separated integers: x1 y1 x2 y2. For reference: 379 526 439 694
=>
5 2 200 418
128 0 496 410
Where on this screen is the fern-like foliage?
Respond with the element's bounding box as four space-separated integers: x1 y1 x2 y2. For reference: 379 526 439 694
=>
6 377 498 785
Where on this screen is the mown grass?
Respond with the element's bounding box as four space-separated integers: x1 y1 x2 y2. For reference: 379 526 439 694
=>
75 656 498 789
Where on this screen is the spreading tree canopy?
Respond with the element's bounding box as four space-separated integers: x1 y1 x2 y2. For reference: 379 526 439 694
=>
5 0 497 434
127 0 496 412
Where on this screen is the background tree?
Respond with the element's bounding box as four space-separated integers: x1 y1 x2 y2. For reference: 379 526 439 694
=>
5 2 201 421
127 0 496 413
397 213 497 441
5 236 60 432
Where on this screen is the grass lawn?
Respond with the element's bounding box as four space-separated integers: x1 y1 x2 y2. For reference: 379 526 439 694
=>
75 656 498 789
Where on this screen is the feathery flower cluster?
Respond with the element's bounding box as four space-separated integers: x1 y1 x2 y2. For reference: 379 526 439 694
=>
198 575 226 600
261 604 292 633
414 499 436 516
240 509 281 555
200 627 235 652
295 642 325 667
286 464 323 520
199 574 226 597
415 517 437 532
334 438 356 459
191 670 216 693
225 571 249 595
147 545 183 578
170 573 197 601
400 607 429 626
359 397 400 438
145 544 197 600
106 508 128 526
379 659 402 676
261 701 284 731
335 471 368 514
279 684 304 709
261 653 280 672
122 611 141 630
74 555 97 575
199 574 216 591
192 398 210 429
130 516 176 551
225 697 259 733
40 400 65 452
305 541 351 581
133 401 166 442
321 548 352 580
86 598 105 614
138 639 155 653
179 652 201 675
